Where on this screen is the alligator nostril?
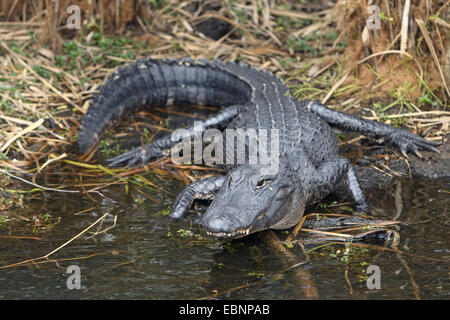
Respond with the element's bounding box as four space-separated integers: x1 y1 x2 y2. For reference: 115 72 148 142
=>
202 213 236 233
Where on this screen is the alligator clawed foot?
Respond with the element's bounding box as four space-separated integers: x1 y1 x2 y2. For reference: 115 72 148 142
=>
168 188 195 220
168 176 225 220
106 145 164 168
388 130 441 159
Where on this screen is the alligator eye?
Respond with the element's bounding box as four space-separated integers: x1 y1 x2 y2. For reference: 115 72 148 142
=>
255 178 265 189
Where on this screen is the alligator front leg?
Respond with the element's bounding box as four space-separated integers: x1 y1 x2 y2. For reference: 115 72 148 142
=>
311 156 369 213
107 105 239 167
298 100 441 157
169 175 226 219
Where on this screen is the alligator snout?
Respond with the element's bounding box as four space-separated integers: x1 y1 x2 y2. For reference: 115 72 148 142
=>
201 211 252 238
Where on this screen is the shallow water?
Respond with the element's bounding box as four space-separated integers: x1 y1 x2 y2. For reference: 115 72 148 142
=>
0 174 448 300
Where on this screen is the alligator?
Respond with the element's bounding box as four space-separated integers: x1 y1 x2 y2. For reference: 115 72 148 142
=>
78 58 440 238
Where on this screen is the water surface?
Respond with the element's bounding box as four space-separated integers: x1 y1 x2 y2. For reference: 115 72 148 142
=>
0 174 448 300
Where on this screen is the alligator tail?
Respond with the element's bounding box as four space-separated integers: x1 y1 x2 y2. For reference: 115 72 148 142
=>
78 58 250 154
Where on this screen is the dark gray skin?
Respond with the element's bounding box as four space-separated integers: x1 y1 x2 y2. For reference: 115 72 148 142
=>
78 58 440 239
200 161 306 238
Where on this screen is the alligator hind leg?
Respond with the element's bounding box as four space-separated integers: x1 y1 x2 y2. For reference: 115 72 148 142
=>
298 100 441 157
107 131 175 167
107 105 239 167
169 176 226 219
311 156 369 213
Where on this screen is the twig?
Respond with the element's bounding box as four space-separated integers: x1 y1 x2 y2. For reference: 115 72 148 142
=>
415 18 450 97
397 253 421 300
344 267 353 295
0 118 44 152
322 70 350 104
400 0 411 52
286 214 308 242
357 50 423 80
0 212 110 269
364 110 450 119
0 169 79 193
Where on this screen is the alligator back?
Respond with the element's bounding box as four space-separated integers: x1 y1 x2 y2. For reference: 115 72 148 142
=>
79 58 339 165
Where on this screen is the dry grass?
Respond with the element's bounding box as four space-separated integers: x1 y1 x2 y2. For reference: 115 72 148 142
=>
0 0 448 207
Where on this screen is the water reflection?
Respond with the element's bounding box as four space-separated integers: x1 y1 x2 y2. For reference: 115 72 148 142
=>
0 176 448 299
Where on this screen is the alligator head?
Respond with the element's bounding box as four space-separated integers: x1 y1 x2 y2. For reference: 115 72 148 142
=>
200 161 306 238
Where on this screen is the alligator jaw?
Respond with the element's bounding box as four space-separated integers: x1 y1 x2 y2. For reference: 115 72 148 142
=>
205 227 251 239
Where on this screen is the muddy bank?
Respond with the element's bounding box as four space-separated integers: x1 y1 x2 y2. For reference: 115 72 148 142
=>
327 133 449 204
